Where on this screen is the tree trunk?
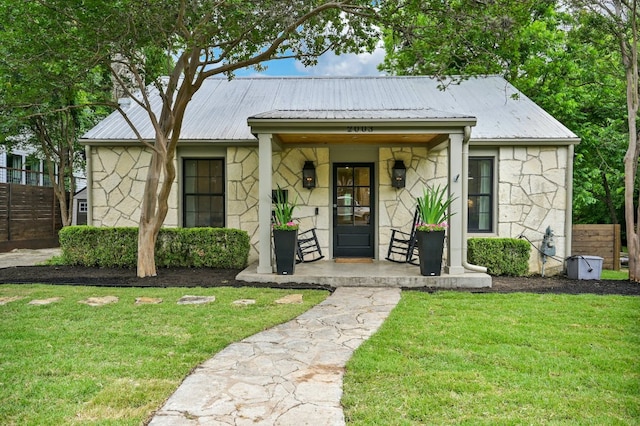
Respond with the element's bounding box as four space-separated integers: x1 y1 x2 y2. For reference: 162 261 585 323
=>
53 185 72 226
137 220 158 277
621 1 640 282
45 157 73 227
136 126 177 277
137 148 163 278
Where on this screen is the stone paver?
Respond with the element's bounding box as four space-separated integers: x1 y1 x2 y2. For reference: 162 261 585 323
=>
135 297 163 305
149 287 401 426
177 295 216 305
0 296 24 305
78 296 119 306
28 297 62 306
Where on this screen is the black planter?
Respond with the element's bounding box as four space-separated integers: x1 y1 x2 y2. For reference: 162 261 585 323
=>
416 230 445 276
273 229 298 275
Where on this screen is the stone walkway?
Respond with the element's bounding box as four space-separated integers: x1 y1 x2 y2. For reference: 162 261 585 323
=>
149 287 401 426
0 247 61 268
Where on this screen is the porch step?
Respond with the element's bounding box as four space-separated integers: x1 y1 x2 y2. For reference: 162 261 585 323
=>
237 260 491 289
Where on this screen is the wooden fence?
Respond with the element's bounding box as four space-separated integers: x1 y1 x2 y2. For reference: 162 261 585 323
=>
572 224 621 270
0 183 63 252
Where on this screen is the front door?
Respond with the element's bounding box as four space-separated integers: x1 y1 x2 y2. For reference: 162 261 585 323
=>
333 163 375 258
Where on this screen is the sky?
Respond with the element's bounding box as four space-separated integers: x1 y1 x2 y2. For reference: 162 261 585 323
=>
233 46 386 77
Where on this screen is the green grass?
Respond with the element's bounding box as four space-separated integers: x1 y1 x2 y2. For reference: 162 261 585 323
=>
343 292 640 425
0 284 328 425
601 269 629 280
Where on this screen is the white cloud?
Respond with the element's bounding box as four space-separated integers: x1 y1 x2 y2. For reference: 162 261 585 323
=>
295 46 386 76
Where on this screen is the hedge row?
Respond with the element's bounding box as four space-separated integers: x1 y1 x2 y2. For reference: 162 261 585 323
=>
58 226 250 269
467 237 530 276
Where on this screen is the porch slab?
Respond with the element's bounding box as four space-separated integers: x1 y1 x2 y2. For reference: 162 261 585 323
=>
236 260 491 289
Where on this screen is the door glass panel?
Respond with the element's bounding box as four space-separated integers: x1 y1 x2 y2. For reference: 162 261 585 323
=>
336 186 353 225
336 167 353 186
354 167 369 186
354 167 371 225
336 166 371 226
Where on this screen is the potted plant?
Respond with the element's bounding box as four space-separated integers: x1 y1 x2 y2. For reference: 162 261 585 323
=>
415 184 456 276
272 187 298 275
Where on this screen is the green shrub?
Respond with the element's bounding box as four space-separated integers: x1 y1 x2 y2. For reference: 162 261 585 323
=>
59 226 250 269
467 237 530 276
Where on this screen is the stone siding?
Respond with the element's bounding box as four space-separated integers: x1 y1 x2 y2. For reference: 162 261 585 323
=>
377 147 447 260
90 146 178 227
89 143 570 274
227 146 330 263
498 146 568 274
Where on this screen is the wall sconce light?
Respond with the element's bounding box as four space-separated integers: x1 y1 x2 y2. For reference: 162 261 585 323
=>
392 160 406 188
302 161 316 189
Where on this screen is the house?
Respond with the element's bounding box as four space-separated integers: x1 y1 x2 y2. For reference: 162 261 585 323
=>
81 76 579 276
0 147 65 250
0 147 52 186
72 187 88 225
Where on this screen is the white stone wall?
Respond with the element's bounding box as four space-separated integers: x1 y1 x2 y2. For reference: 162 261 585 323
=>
276 147 330 249
227 146 330 263
498 146 568 274
227 147 259 261
377 146 447 260
89 143 571 274
90 146 178 227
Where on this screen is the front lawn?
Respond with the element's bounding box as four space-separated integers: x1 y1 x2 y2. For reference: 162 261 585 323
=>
0 284 328 425
343 292 640 425
601 269 629 280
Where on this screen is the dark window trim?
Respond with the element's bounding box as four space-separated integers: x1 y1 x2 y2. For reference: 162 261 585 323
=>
182 158 226 228
468 156 494 233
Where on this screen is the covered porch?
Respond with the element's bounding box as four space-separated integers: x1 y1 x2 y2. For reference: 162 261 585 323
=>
247 109 491 287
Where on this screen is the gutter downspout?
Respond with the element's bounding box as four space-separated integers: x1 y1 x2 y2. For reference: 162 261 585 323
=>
565 144 575 266
461 126 488 273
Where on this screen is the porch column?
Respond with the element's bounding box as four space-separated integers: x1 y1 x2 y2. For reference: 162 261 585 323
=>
257 133 273 274
446 133 465 275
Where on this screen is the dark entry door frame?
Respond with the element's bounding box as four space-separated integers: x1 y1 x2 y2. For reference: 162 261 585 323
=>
332 162 375 258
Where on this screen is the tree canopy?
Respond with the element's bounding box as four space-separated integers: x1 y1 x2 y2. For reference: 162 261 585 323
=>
381 0 640 280
381 0 631 226
7 0 388 277
0 0 114 225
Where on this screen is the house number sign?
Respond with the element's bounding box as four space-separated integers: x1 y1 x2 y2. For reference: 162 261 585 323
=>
347 126 374 132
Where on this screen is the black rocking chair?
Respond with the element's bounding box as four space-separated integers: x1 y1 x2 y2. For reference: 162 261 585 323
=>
386 209 420 265
296 228 325 263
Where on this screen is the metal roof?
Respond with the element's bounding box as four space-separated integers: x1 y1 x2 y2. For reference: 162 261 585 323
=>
82 75 579 142
249 108 474 120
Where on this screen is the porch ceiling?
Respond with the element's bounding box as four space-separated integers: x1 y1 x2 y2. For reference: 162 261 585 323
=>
276 132 448 146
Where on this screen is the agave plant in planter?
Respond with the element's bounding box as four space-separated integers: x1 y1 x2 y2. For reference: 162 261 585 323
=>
272 187 298 275
415 184 457 276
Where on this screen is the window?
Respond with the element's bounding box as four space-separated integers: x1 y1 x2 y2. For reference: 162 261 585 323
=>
78 201 88 213
25 156 40 186
9 155 22 184
183 158 225 228
468 157 493 232
42 162 53 187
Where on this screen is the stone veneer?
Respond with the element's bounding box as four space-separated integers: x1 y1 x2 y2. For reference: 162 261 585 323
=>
90 143 569 274
90 146 178 228
497 146 568 275
227 146 330 262
377 147 447 260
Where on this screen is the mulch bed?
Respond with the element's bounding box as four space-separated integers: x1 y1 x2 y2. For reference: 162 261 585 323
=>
0 265 638 295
